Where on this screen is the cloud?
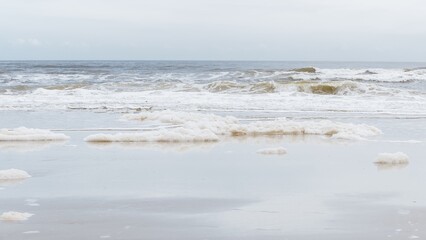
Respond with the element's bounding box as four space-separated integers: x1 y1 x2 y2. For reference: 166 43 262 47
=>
16 38 42 46
1 0 426 60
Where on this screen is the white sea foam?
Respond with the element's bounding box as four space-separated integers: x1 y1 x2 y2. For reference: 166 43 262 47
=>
87 141 216 152
0 211 33 221
0 169 31 180
257 147 287 155
227 119 381 140
26 199 40 207
382 140 422 143
84 127 219 142
0 141 65 152
23 231 40 234
295 68 426 82
123 110 238 125
374 152 409 165
131 111 381 138
0 83 425 117
103 111 382 142
0 127 69 141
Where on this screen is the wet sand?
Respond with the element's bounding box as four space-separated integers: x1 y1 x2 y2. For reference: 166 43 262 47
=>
1 196 425 240
1 111 426 239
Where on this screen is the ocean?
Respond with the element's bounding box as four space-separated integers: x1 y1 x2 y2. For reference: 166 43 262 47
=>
1 61 425 117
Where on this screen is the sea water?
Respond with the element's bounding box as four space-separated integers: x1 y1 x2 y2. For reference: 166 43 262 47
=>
0 61 425 117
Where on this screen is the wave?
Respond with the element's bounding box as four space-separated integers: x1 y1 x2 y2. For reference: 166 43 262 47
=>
293 81 362 95
405 67 426 72
202 80 397 95
249 81 278 93
2 66 426 98
3 66 426 89
205 81 279 94
293 67 426 83
291 67 316 73
0 85 424 116
43 83 91 90
205 81 245 92
1 65 426 115
1 79 409 97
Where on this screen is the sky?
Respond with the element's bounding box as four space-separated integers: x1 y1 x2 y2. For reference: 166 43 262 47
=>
1 0 426 61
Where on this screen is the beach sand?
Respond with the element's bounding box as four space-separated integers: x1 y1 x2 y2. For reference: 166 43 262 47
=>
0 111 425 239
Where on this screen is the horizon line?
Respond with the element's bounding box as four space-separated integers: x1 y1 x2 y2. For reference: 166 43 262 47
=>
1 59 426 63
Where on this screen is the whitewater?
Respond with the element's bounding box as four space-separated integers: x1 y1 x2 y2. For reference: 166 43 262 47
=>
0 61 425 117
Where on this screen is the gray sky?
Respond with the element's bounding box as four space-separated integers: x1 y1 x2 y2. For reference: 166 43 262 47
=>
1 0 426 61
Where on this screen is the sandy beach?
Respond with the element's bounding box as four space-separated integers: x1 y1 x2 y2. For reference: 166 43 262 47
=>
1 109 425 239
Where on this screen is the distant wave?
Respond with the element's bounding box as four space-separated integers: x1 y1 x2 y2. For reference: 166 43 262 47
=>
2 67 426 90
203 80 385 95
291 67 317 73
1 79 416 97
405 66 426 72
0 81 424 115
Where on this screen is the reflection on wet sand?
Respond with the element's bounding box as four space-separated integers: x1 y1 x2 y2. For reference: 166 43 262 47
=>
0 197 256 240
86 134 352 153
0 141 66 152
322 193 425 240
0 211 33 222
374 162 409 171
0 179 28 187
228 134 351 145
374 152 410 170
86 141 217 152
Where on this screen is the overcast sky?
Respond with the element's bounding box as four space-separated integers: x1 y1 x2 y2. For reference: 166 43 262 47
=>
1 0 426 61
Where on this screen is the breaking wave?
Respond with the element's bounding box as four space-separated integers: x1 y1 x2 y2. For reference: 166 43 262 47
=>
202 80 400 96
291 67 317 73
1 62 426 115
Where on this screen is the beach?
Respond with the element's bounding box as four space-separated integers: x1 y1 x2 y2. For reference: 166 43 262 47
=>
1 61 426 239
